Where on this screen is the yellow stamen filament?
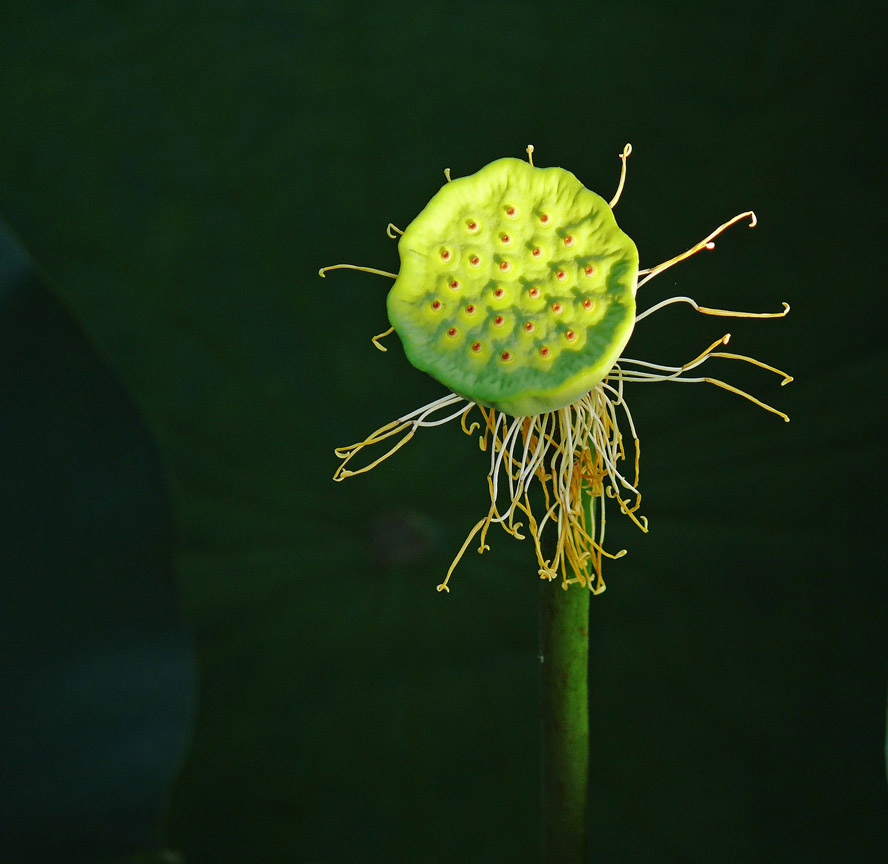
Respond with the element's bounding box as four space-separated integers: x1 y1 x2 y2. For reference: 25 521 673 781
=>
636 210 757 287
635 296 790 324
444 168 452 183
318 264 398 279
371 326 395 352
709 352 793 385
609 143 633 209
526 144 534 167
333 393 469 480
694 377 790 421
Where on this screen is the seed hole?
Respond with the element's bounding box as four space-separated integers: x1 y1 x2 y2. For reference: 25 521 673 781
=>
441 249 451 261
532 247 542 258
524 321 535 333
467 220 478 232
566 330 576 341
499 261 510 272
584 265 595 277
470 255 480 267
466 304 476 315
449 280 460 290
501 234 511 245
564 235 574 247
494 287 505 298
556 270 567 281
447 327 458 337
494 315 505 326
529 287 540 298
501 351 512 362
552 303 563 314
431 300 441 310
540 213 549 224
540 346 550 357
582 298 593 310
505 206 516 217
471 342 482 352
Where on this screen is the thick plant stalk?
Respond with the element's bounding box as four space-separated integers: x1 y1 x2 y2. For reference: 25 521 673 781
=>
539 492 592 863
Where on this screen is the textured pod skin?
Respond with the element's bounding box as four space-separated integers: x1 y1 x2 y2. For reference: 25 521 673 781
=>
387 157 638 416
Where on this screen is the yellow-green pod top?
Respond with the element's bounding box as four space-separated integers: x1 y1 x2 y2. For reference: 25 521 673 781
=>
386 157 638 416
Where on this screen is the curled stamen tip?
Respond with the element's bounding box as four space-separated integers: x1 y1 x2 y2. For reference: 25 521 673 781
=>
477 543 490 554
622 143 633 156
436 583 450 593
614 549 628 559
781 375 794 386
781 301 791 314
748 212 758 227
318 267 327 277
704 241 716 250
722 333 732 345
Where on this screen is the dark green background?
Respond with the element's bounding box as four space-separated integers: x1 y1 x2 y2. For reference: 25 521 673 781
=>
2 1 885 862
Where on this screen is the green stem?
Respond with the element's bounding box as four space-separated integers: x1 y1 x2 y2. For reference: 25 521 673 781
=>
539 491 592 863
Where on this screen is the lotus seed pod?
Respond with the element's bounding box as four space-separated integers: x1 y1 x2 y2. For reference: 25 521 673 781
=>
327 145 791 593
386 158 639 416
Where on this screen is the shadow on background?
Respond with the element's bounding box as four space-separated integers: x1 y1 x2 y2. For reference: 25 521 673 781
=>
1 1 885 862
0 222 193 862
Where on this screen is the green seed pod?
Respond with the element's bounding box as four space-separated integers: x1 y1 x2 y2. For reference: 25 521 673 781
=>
387 158 638 416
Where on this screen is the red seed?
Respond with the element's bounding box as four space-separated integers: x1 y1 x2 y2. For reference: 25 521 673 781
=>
432 300 441 310
471 342 481 352
501 351 511 361
494 315 504 325
447 327 457 337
